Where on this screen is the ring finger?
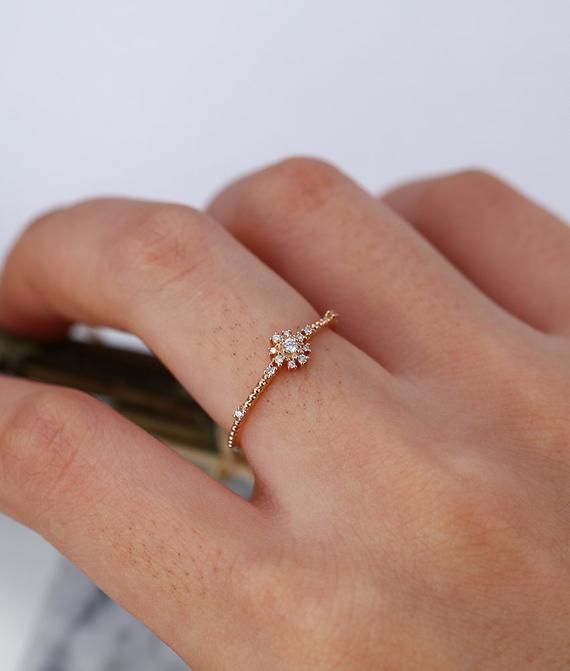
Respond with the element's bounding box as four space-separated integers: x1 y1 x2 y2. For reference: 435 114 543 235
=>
208 158 525 377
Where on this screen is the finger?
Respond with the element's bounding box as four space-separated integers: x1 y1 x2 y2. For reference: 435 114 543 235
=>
0 198 378 490
0 377 256 665
383 170 570 335
208 158 516 375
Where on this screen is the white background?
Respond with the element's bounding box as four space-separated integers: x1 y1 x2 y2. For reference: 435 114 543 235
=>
1 1 569 669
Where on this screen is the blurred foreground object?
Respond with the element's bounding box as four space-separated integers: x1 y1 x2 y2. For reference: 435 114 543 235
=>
0 329 251 485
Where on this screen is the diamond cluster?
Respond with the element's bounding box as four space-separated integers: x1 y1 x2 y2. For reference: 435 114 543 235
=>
270 325 313 370
227 310 338 452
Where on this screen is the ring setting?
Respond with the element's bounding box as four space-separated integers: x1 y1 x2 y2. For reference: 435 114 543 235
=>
270 328 312 370
228 310 338 452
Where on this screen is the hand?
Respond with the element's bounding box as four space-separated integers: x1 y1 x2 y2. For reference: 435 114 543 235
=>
1 160 569 670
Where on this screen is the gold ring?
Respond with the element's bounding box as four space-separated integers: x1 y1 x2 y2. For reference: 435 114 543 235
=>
227 310 338 452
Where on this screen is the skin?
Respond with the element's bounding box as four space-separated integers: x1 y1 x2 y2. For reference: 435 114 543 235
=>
1 159 569 669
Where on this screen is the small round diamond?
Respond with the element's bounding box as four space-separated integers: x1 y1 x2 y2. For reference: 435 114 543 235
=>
274 355 285 366
269 346 277 354
266 366 276 376
287 360 297 369
283 330 292 337
298 354 309 365
303 326 313 336
271 333 281 344
304 343 311 352
234 408 244 419
284 338 298 354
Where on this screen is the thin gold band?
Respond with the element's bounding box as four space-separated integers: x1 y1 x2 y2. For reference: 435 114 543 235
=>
227 310 338 452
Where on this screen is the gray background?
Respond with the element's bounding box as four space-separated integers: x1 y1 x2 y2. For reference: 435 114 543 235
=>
1 1 569 669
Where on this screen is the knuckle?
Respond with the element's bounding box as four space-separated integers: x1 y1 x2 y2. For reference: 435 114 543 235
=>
251 156 345 218
450 167 503 190
454 168 512 203
108 203 215 295
431 169 511 212
0 389 100 514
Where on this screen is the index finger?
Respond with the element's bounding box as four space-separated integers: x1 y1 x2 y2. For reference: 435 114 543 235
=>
0 376 257 665
0 199 379 493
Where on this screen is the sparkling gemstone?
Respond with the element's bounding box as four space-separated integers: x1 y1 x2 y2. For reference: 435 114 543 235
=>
287 360 297 369
274 355 285 366
234 408 244 419
269 346 277 354
284 338 298 354
298 354 308 365
303 326 313 336
304 343 311 352
266 366 276 376
271 333 281 344
283 330 292 337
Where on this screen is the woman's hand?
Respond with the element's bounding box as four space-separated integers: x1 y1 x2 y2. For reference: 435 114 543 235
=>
1 160 569 670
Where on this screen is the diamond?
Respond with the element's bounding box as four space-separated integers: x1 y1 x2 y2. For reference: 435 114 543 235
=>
284 337 298 354
287 360 297 369
266 366 276 376
304 343 311 352
269 346 277 354
303 326 313 336
283 330 292 337
271 333 281 344
274 355 285 366
234 408 244 419
298 354 308 365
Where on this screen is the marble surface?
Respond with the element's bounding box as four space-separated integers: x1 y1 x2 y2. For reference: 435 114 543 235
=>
0 518 60 671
